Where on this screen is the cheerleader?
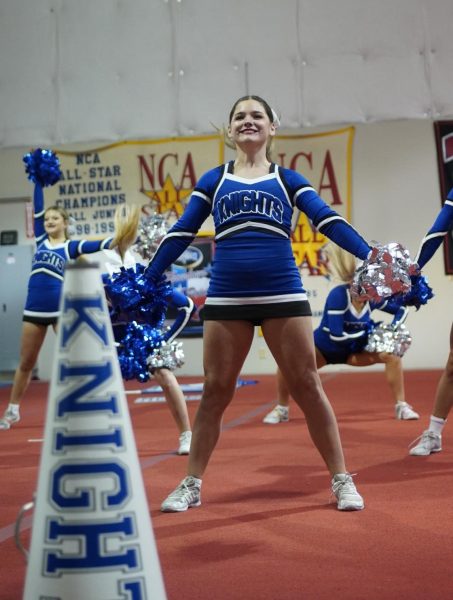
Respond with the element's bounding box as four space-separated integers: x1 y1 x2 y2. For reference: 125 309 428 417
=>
409 188 453 456
103 246 195 455
142 95 389 513
264 244 419 425
0 178 139 430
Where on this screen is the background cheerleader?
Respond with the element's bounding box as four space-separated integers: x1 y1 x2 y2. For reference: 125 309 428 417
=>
103 215 195 455
409 187 453 456
264 243 418 425
0 149 140 430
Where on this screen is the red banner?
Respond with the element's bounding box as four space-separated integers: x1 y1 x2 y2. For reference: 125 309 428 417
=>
25 201 34 239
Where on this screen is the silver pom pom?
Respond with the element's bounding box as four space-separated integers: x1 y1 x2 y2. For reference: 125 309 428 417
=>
134 214 169 260
351 242 418 303
365 323 412 357
147 341 185 371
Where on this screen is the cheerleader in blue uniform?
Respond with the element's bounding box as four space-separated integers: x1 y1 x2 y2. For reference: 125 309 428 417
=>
0 182 137 430
143 95 383 513
409 188 453 455
264 244 419 425
103 247 195 454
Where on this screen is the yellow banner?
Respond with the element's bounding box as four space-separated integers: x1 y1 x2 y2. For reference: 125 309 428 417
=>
46 136 224 237
275 127 354 278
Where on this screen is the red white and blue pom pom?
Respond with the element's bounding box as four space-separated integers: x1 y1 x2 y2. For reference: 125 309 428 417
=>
365 323 412 357
23 148 62 187
351 242 418 303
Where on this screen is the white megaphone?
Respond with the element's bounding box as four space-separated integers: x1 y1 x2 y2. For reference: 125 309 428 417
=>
22 262 167 600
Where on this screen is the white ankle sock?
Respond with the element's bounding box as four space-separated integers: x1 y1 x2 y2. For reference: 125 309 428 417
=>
7 403 19 416
333 473 350 481
429 415 446 436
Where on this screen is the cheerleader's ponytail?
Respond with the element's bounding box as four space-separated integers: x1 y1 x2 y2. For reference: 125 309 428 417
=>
110 204 141 261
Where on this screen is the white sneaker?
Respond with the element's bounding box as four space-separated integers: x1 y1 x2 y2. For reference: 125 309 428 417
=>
160 476 201 512
331 474 365 511
263 405 289 424
0 407 20 430
178 431 192 455
409 430 442 456
395 402 420 420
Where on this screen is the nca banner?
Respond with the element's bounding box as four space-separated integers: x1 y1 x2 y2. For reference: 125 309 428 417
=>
434 121 453 274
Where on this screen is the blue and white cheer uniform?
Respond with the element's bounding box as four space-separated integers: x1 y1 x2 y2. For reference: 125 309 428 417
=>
415 188 453 269
146 162 371 323
23 184 112 324
314 284 408 364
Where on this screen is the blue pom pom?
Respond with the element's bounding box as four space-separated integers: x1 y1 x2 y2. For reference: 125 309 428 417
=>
116 321 166 381
104 266 175 382
23 148 62 187
399 274 434 310
104 266 172 328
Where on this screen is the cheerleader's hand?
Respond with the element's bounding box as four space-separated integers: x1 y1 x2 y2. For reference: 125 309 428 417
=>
402 273 434 310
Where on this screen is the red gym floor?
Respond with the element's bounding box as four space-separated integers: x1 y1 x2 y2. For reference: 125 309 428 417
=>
1 370 452 600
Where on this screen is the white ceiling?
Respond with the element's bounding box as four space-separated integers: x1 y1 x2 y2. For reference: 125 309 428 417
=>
1 0 453 149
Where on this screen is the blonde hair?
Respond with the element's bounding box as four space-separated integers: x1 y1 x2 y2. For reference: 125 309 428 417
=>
44 205 71 239
110 204 141 261
324 243 357 284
